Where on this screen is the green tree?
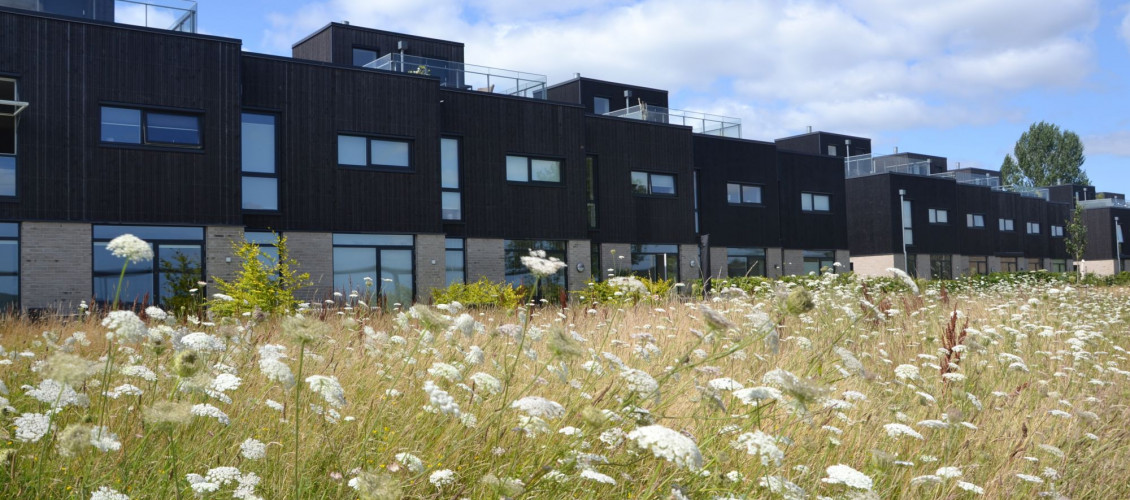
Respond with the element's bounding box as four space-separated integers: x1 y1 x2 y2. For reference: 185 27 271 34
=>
210 233 311 316
1066 202 1088 272
1000 121 1088 188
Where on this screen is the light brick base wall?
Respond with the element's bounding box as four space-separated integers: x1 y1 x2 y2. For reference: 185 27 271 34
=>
205 226 243 285
566 240 591 290
835 250 850 274
708 247 728 279
850 254 896 277
988 256 1001 274
286 232 333 302
415 234 445 303
22 222 92 311
1082 259 1117 276
466 238 504 283
782 249 804 276
767 247 784 277
679 244 700 283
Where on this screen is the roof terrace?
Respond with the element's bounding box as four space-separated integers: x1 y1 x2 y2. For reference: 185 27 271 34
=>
115 0 196 32
603 104 741 138
364 53 548 99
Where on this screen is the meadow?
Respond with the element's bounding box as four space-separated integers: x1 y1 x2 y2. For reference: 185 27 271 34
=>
2 268 1129 499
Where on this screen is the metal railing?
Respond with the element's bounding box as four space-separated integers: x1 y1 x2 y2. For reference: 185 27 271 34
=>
844 153 931 178
1079 198 1130 209
603 104 741 137
992 185 1050 200
931 170 1001 188
364 53 547 99
114 0 196 32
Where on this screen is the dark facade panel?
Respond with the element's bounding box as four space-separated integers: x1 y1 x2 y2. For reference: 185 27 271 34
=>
891 174 959 255
955 184 996 256
291 25 333 62
1017 196 1048 257
0 10 241 224
777 151 847 250
693 135 780 248
545 80 581 106
241 54 443 233
438 89 587 240
776 131 871 159
546 77 668 114
293 23 464 66
845 175 892 256
1045 202 1070 259
584 116 696 244
994 192 1022 255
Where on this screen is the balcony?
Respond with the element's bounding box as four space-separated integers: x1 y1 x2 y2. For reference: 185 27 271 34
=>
992 185 1050 200
115 0 197 32
1079 198 1130 209
931 170 1001 188
603 105 741 137
844 153 931 178
364 53 548 99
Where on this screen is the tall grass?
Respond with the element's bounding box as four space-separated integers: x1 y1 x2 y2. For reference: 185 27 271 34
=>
1 272 1130 498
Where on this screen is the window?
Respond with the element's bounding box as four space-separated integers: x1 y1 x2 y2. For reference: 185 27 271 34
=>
631 244 678 281
352 48 378 67
1027 258 1042 271
100 106 201 147
1051 259 1067 272
1026 222 1040 235
1000 257 1018 272
241 113 277 211
1051 225 1064 237
726 183 762 205
1 78 23 197
907 253 918 278
441 138 461 220
586 156 598 229
968 256 988 275
802 250 835 274
332 234 414 307
505 240 567 297
445 238 465 286
999 218 1014 232
631 172 676 196
506 155 561 184
338 135 411 169
966 214 985 228
930 254 952 280
727 248 766 277
93 225 203 308
594 97 610 114
244 231 280 272
902 200 913 246
928 208 948 224
801 192 830 212
0 223 18 311
827 145 837 156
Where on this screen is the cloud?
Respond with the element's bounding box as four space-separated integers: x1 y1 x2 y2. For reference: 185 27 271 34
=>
1121 5 1130 52
1084 130 1130 156
255 0 1101 139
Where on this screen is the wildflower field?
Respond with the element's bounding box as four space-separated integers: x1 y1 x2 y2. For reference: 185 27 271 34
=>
2 271 1130 499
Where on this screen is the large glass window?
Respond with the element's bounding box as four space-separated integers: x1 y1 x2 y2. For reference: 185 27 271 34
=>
930 254 952 280
244 231 280 272
441 138 461 220
352 47 378 67
445 238 465 286
801 192 830 212
726 183 762 205
631 171 676 196
0 223 18 311
1000 257 1018 272
1051 259 1067 272
100 106 201 147
968 256 988 275
907 253 919 278
1 78 20 197
631 244 678 281
506 155 562 184
332 234 414 307
727 247 766 277
802 250 834 274
594 97 610 114
93 225 203 308
0 156 13 198
1051 225 1064 237
505 240 567 298
1027 258 1042 271
338 135 412 169
241 113 278 211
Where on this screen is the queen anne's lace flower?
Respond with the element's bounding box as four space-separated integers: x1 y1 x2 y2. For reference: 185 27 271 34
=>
510 396 565 419
191 403 231 425
241 438 267 460
89 426 122 452
102 310 148 343
894 364 920 380
579 469 616 484
733 386 783 405
822 464 873 490
884 423 924 440
24 379 87 409
957 481 985 494
305 375 347 408
107 234 154 263
627 425 703 471
731 431 784 466
180 332 226 352
258 344 294 388
91 486 130 500
14 412 50 442
520 249 567 278
620 368 658 397
395 452 425 473
423 380 460 416
428 469 456 489
427 362 462 382
121 364 158 382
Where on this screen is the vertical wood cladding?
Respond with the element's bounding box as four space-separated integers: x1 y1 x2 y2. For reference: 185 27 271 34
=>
1083 207 1130 260
546 78 668 114
438 89 587 240
777 151 848 250
583 116 696 244
845 175 892 256
693 135 781 248
955 184 996 256
292 23 464 66
0 10 241 225
776 132 871 159
240 55 442 233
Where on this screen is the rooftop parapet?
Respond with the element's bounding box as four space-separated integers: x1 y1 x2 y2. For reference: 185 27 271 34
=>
603 104 741 137
364 53 547 99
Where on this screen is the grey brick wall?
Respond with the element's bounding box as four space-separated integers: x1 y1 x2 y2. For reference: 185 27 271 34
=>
466 238 503 283
835 250 851 274
782 249 804 276
599 243 631 279
205 226 243 285
22 222 92 311
566 240 591 290
679 244 701 283
707 247 728 278
286 232 333 302
415 234 445 303
767 247 784 277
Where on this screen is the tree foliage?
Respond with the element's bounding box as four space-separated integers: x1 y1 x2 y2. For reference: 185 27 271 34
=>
1066 202 1088 266
1000 121 1088 188
210 233 311 317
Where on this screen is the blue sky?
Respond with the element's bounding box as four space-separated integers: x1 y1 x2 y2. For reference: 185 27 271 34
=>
188 0 1129 195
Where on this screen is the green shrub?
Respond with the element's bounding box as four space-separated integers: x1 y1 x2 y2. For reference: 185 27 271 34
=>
210 233 311 317
431 277 523 309
572 276 676 306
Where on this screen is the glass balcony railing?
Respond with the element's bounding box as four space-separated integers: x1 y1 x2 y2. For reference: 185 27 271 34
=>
603 105 741 137
115 0 196 32
931 170 1001 188
364 53 548 99
1079 198 1130 209
993 185 1050 200
844 153 931 178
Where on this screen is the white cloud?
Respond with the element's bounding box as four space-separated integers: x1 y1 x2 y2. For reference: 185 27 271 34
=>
1121 4 1130 52
256 0 1100 139
1084 130 1130 156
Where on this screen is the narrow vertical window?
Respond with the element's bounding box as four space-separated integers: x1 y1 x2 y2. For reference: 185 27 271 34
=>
0 78 23 197
586 156 598 229
441 138 461 220
241 113 278 211
445 238 465 285
902 199 913 245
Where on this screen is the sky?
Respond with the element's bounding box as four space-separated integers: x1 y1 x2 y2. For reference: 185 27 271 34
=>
186 0 1129 195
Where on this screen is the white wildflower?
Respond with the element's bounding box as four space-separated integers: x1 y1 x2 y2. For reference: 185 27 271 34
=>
241 438 267 460
423 380 460 416
90 486 130 500
884 423 924 440
894 364 920 380
468 372 503 395
1016 473 1043 483
106 234 153 263
579 469 617 484
191 403 230 425
511 396 566 419
429 469 456 489
520 249 567 278
180 332 226 352
627 425 703 471
957 481 984 494
731 431 784 466
120 364 157 382
305 375 347 408
102 310 148 343
936 466 962 479
427 362 462 382
395 452 425 473
822 464 873 490
14 412 51 442
89 426 122 452
620 368 659 397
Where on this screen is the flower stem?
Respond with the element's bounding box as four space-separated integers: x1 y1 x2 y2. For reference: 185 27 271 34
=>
293 342 305 500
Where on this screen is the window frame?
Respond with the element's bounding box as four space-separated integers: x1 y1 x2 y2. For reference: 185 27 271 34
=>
726 182 763 206
99 104 203 150
351 46 379 67
445 238 466 286
593 96 610 115
1050 225 1064 238
630 243 679 281
928 208 948 224
91 225 205 307
441 137 463 221
630 171 677 197
0 77 21 199
1026 221 1041 235
586 156 599 229
337 133 414 172
505 154 564 185
999 218 1015 232
966 213 985 228
241 111 279 212
800 192 831 213
0 222 19 311
331 233 415 307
